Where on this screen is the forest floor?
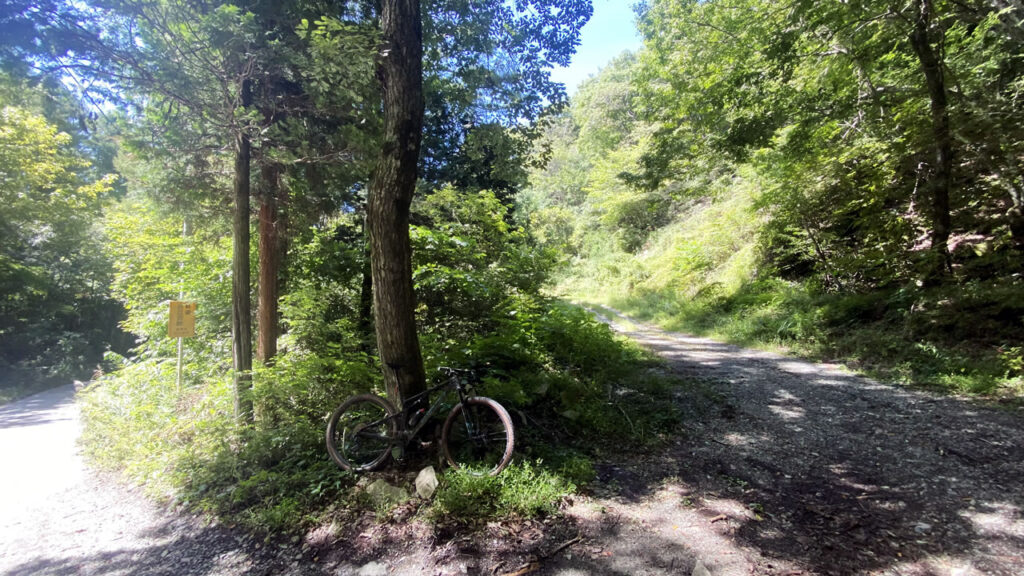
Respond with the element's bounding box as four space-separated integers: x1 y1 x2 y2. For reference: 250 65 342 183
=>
3 311 1024 576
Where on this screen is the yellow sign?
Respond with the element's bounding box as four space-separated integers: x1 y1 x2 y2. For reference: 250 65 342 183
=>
169 301 197 338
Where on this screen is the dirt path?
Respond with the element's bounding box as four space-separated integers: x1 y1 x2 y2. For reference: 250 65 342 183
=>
0 385 325 576
537 308 1024 576
4 312 1024 576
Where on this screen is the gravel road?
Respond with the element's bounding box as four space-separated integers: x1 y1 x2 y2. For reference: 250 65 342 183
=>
0 385 327 576
539 307 1024 576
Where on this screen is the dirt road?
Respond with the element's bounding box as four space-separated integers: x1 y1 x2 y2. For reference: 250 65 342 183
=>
540 308 1024 576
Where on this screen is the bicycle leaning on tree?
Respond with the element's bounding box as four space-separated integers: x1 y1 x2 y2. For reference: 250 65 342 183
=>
325 367 515 476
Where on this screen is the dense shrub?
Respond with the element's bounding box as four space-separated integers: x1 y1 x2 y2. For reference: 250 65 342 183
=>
81 182 683 534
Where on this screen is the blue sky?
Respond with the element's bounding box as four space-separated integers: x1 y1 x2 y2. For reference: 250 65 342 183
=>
550 0 644 95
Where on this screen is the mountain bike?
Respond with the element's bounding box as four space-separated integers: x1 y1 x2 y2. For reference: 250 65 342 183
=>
325 367 515 476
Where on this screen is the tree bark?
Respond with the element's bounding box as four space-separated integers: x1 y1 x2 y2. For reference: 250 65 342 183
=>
257 163 283 365
1009 192 1024 251
909 0 954 279
357 217 375 354
366 0 426 408
232 77 254 422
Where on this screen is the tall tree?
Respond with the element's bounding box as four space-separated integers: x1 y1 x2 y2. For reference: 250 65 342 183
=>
367 0 427 406
232 75 255 420
909 0 953 278
419 0 592 200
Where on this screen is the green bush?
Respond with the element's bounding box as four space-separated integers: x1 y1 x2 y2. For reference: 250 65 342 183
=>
81 179 688 536
431 461 573 522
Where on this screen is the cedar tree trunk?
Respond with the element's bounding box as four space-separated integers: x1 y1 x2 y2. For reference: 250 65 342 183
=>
257 163 284 364
366 0 427 408
910 0 954 278
232 77 254 422
357 217 375 354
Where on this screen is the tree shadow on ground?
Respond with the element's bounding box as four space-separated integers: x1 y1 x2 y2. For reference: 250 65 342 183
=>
582 319 1024 575
0 385 76 429
1 515 323 576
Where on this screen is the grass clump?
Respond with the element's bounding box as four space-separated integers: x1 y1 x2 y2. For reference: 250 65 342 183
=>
431 461 573 522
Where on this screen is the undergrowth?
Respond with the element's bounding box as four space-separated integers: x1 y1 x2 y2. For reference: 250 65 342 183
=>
431 462 573 522
559 183 1024 399
79 295 687 535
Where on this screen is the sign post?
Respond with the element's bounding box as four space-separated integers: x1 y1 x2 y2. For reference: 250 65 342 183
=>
169 301 197 391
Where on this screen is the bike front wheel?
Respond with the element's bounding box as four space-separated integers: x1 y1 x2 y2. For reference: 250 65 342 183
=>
326 394 397 472
441 396 514 476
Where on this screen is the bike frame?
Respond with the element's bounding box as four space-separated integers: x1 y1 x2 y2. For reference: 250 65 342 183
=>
390 372 474 443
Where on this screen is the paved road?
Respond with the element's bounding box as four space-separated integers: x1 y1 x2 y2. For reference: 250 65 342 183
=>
0 385 84 519
0 385 325 576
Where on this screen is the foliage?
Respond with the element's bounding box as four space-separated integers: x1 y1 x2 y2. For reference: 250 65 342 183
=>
523 0 1024 401
413 186 556 342
431 461 573 522
0 79 124 399
420 0 594 198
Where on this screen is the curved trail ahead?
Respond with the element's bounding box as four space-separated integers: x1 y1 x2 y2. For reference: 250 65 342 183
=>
545 308 1024 576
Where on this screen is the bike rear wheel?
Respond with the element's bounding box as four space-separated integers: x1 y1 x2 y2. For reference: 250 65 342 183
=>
326 394 397 472
441 396 514 476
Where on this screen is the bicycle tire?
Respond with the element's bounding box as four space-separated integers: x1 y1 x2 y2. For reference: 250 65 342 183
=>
441 396 514 476
326 394 397 472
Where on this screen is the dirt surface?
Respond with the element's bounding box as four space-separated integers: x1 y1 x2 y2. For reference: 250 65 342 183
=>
0 385 325 576
4 311 1024 576
540 307 1024 576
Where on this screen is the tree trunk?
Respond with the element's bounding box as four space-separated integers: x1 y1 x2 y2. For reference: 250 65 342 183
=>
357 217 375 354
366 0 426 408
910 0 953 279
1008 180 1024 251
232 77 254 422
257 163 283 365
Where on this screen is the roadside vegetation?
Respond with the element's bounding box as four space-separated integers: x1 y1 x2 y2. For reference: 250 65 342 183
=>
80 201 681 529
522 1 1024 400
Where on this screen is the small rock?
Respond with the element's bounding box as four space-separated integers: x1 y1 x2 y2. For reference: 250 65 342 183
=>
693 559 713 576
415 466 439 499
365 479 410 507
914 522 932 534
356 560 388 576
